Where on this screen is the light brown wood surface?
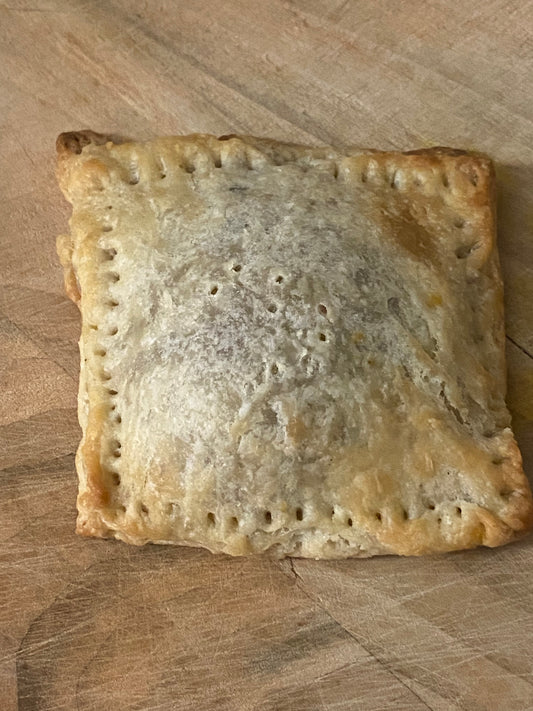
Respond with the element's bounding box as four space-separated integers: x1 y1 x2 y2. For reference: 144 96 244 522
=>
1 1 533 709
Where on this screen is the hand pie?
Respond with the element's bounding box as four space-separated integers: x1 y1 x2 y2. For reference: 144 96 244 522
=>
56 130 533 558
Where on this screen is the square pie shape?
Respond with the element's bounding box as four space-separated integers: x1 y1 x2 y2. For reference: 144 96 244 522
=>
56 130 533 558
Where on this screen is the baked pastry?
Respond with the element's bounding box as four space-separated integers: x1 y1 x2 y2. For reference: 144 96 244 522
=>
56 130 533 558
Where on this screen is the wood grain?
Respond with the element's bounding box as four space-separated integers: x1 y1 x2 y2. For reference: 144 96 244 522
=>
1 1 533 709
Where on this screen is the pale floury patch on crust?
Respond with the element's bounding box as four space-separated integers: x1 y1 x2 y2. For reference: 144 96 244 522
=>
56 131 533 558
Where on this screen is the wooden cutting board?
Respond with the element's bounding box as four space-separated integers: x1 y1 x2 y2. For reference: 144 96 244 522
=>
1 2 533 709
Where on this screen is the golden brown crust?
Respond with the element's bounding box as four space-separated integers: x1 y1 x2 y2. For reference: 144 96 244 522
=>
56 130 126 155
56 234 80 305
56 131 533 558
